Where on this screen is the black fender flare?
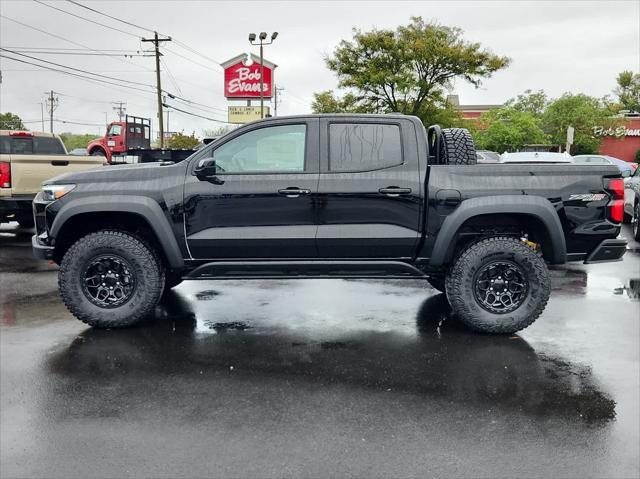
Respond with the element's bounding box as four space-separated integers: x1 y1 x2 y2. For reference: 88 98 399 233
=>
50 195 184 269
428 195 567 267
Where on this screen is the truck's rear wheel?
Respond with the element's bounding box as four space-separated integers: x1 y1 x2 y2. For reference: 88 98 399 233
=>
445 236 550 334
59 230 165 328
439 128 477 166
91 149 105 156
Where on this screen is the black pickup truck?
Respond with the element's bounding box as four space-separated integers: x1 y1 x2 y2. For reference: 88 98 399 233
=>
32 114 627 333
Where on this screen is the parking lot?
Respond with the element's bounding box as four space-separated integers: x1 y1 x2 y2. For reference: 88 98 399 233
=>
1 223 638 478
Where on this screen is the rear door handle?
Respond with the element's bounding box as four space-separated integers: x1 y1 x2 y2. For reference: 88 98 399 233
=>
278 187 311 198
378 186 412 197
51 160 69 166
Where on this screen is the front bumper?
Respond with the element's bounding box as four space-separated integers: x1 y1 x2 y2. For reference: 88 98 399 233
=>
32 233 54 260
584 239 627 264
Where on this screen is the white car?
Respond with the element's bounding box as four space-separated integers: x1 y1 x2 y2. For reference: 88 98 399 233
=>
500 151 573 164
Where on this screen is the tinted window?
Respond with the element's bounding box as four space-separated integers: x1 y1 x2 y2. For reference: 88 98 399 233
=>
0 137 10 154
329 123 402 172
11 137 34 154
212 124 306 173
34 137 65 154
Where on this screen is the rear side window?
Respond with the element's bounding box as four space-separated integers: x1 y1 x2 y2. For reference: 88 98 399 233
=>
34 137 65 154
328 123 402 172
0 137 10 154
10 137 34 154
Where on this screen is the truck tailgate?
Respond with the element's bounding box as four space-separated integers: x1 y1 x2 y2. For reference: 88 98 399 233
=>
8 154 103 196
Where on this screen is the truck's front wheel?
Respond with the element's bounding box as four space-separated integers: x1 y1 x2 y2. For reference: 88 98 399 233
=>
59 230 165 328
445 237 550 334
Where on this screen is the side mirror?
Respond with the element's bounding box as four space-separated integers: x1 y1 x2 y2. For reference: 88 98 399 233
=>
194 158 223 184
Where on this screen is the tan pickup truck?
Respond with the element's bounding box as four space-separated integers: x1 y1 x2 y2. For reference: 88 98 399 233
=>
0 130 103 227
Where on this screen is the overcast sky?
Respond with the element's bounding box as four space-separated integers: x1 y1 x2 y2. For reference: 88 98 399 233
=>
1 0 639 137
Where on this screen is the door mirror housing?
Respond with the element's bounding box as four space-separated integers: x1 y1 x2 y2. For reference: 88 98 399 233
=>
194 158 224 184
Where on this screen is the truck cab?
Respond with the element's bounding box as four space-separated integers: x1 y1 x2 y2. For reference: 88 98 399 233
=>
86 116 151 162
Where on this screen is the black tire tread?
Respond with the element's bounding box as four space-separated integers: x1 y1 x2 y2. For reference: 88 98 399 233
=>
445 236 550 334
439 128 477 166
59 230 164 328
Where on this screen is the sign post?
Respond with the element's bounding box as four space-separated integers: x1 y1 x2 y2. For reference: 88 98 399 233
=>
566 126 575 154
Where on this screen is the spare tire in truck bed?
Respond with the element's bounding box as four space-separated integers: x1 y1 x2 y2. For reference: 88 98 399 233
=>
438 128 477 166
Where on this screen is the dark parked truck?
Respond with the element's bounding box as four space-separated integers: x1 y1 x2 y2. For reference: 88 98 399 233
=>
32 114 627 333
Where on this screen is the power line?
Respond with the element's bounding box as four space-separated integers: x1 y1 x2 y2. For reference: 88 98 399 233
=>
0 14 153 71
163 103 232 124
4 50 151 57
65 0 155 33
61 2 223 69
162 46 221 74
1 49 155 89
2 46 141 52
0 54 156 95
33 0 143 39
160 57 182 96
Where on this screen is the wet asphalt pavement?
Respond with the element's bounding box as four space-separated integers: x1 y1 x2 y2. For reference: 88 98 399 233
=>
1 224 639 479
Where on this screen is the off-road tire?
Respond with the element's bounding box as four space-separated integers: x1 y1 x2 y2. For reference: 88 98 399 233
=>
445 236 550 334
59 230 165 328
427 276 446 293
438 128 477 166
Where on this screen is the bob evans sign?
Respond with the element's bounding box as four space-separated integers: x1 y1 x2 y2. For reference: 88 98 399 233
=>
222 53 276 99
593 125 640 138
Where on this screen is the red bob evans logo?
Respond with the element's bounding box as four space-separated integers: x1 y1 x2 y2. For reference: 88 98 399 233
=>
222 53 276 99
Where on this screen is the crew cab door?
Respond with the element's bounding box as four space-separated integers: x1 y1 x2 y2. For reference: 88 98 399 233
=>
183 119 319 259
316 118 422 258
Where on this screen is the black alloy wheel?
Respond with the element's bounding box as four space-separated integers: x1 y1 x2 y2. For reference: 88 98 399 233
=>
473 260 529 314
82 254 136 308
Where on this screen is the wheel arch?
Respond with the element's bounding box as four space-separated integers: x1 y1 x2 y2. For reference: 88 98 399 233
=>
50 196 184 269
428 195 567 267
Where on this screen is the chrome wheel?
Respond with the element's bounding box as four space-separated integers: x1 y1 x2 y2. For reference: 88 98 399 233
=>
81 255 136 308
473 260 529 314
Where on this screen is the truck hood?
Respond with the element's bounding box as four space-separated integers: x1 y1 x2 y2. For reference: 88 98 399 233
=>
43 161 181 185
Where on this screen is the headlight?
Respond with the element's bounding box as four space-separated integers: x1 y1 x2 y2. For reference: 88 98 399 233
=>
42 184 76 202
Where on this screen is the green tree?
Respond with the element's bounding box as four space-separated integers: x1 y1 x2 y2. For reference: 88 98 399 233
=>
474 108 548 153
59 133 99 152
505 89 548 117
542 94 611 154
0 112 25 130
314 17 510 125
167 132 199 149
614 70 640 113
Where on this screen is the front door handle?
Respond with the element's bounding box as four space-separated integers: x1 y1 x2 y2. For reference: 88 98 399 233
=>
378 186 412 197
278 187 311 198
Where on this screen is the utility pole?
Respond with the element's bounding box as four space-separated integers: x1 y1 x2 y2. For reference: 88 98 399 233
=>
45 90 58 133
142 32 171 147
112 101 127 121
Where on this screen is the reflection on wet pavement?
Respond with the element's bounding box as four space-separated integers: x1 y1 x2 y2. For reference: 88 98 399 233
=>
46 290 616 423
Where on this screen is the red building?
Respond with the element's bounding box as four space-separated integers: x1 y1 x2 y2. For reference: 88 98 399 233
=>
448 95 640 163
595 118 640 163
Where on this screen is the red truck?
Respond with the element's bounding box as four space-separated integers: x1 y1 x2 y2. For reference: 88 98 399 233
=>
86 115 195 164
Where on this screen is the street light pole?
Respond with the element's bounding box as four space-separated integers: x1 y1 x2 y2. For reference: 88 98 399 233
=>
249 31 278 119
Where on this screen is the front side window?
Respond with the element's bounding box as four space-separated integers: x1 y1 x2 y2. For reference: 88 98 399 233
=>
109 125 122 136
329 123 402 172
212 124 306 173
